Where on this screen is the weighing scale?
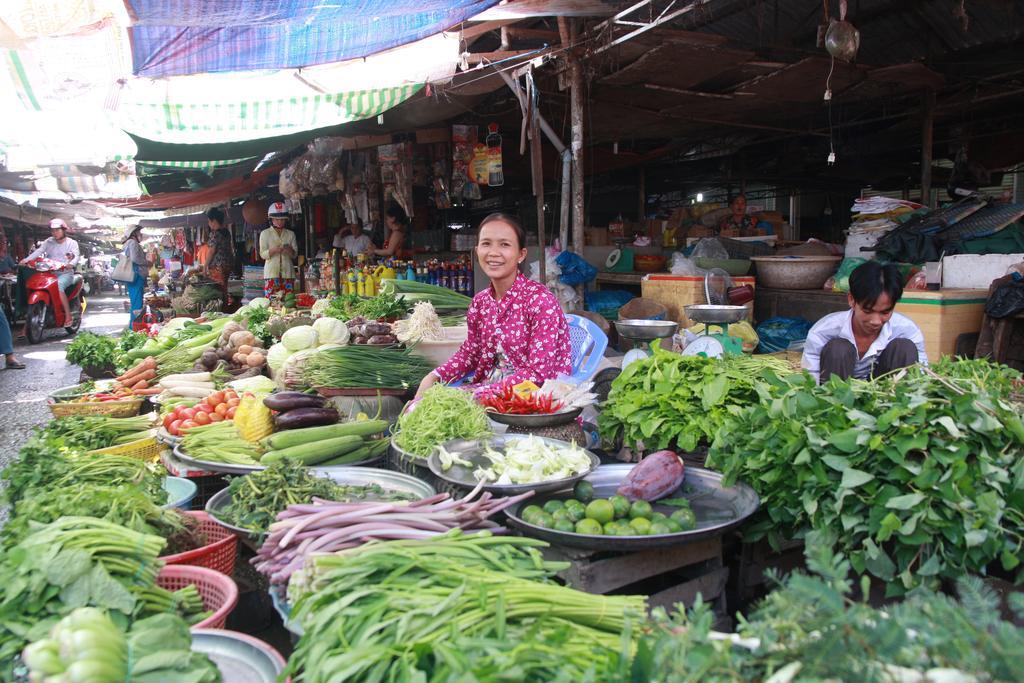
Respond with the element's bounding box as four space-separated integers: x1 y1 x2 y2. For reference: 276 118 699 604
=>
679 269 747 358
613 319 678 370
605 238 635 273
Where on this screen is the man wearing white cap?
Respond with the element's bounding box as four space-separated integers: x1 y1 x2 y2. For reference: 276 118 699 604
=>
21 218 80 324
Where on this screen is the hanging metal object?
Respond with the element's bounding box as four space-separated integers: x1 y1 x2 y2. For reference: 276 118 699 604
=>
825 0 860 62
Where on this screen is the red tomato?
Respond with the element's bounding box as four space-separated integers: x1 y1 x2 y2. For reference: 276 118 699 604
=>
208 391 225 407
208 412 224 423
195 402 213 413
179 407 196 421
193 411 211 426
169 419 183 436
181 419 197 430
215 403 229 417
224 390 238 401
163 414 175 430
226 397 240 409
225 406 237 420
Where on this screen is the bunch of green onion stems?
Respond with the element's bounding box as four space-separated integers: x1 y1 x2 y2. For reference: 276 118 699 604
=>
303 344 436 389
285 532 645 682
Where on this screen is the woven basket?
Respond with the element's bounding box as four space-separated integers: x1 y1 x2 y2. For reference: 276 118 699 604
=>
49 398 144 418
88 436 163 462
156 565 239 630
159 511 238 576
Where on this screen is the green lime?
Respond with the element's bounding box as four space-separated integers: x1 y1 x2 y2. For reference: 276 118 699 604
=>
564 501 586 523
628 517 652 535
610 495 632 519
671 508 697 531
533 511 555 529
663 518 683 533
649 521 672 536
650 511 668 522
628 500 653 520
603 522 622 536
522 505 543 521
575 518 603 535
543 500 565 515
553 519 576 533
552 508 573 524
585 499 615 525
573 480 595 503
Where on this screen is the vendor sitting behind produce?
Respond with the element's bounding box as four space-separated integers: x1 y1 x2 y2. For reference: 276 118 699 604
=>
802 261 927 383
415 213 571 399
333 219 374 258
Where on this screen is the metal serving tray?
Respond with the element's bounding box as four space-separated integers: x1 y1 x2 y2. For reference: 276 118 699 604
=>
503 464 759 551
190 629 286 683
485 406 583 428
173 444 263 475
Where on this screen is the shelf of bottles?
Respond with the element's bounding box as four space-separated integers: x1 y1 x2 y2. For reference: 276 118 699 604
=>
315 252 474 298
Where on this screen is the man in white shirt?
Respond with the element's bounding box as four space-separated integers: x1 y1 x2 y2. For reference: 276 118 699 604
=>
21 218 80 323
332 220 374 258
802 260 927 383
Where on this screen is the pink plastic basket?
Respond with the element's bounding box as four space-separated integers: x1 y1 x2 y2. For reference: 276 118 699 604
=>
156 564 239 629
159 511 238 575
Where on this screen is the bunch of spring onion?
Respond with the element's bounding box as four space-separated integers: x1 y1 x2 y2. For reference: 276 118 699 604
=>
181 420 263 465
36 414 157 451
254 482 530 584
302 344 436 390
284 532 645 682
379 279 473 311
393 384 492 458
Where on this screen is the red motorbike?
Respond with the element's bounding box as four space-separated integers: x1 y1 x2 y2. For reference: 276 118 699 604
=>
23 257 85 344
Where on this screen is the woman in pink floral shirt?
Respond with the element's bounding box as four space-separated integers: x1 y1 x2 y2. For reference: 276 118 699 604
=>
416 214 571 399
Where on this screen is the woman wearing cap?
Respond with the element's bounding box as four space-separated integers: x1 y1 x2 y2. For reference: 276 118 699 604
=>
122 226 150 325
203 207 233 309
259 202 298 297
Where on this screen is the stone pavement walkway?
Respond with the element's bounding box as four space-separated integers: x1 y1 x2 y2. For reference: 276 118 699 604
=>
0 294 130 471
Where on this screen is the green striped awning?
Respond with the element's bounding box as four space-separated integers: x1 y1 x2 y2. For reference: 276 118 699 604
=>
134 157 260 175
116 84 423 145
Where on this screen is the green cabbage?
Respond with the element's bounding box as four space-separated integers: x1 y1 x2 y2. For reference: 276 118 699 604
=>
312 317 350 346
281 325 318 351
266 342 293 371
249 297 271 309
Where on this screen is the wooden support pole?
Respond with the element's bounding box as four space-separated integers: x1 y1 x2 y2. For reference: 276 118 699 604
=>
921 89 936 206
564 18 585 255
637 167 646 221
531 104 547 284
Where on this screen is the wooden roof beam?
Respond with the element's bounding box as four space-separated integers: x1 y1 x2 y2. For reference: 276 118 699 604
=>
473 0 617 21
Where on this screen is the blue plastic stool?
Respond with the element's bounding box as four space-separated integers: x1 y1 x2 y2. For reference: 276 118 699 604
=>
564 314 608 383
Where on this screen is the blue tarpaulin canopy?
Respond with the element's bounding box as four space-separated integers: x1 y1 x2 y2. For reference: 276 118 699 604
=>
125 0 501 78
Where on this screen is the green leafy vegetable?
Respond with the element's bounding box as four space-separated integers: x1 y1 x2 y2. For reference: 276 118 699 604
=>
707 359 1024 595
65 331 118 368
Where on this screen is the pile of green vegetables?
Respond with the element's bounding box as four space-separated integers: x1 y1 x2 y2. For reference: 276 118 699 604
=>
636 538 1024 681
285 532 644 682
218 459 416 536
707 358 1024 595
65 331 118 368
322 291 407 321
0 517 209 672
35 414 156 452
21 609 219 683
393 384 492 458
1 483 193 550
599 341 792 454
1 434 165 506
303 344 435 390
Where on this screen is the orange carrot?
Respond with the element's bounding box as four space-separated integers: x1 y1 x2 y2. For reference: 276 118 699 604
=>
117 356 156 383
134 387 163 396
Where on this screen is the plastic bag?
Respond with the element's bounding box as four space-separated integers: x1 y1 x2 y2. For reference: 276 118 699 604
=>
832 257 868 292
689 320 759 353
756 317 813 353
905 271 928 290
528 251 561 285
691 238 730 260
555 250 598 286
985 281 1024 318
669 252 707 276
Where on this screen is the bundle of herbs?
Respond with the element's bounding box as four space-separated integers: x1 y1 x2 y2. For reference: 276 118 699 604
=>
35 414 155 451
635 537 1024 681
706 359 1024 595
303 344 435 390
598 341 791 455
65 331 118 369
284 532 644 682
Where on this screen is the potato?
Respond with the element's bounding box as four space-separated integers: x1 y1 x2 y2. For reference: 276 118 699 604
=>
238 344 254 356
232 352 247 365
246 352 266 367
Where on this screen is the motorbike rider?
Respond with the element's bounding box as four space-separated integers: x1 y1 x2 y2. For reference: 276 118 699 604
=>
20 218 80 325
